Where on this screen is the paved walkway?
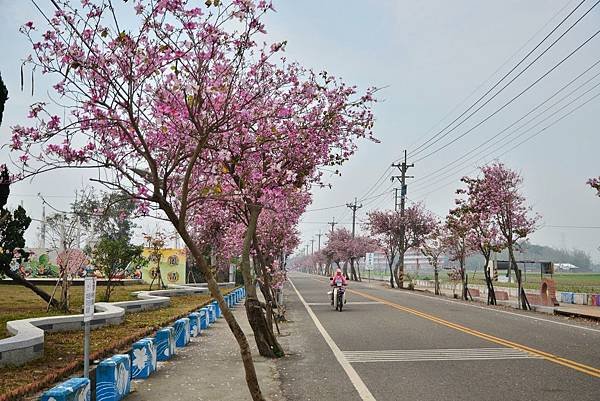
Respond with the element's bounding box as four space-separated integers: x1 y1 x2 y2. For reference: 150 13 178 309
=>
127 305 283 400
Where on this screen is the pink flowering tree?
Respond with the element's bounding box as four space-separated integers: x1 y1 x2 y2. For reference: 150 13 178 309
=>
55 248 88 311
365 210 402 288
350 235 378 281
419 221 445 295
323 228 354 279
473 163 539 309
11 0 372 400
444 205 474 300
396 203 437 289
11 1 375 394
457 176 506 305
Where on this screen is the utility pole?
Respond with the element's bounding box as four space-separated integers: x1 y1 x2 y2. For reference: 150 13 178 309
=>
391 150 414 288
316 231 323 275
310 238 314 255
346 197 363 280
328 217 337 234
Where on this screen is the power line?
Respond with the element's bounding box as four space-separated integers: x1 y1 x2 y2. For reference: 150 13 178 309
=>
403 0 582 156
408 0 596 159
413 25 600 163
410 60 600 191
410 88 600 199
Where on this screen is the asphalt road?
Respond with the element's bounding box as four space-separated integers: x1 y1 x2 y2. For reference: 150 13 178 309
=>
276 273 600 401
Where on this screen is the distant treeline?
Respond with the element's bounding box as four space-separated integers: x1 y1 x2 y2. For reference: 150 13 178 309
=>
466 242 600 272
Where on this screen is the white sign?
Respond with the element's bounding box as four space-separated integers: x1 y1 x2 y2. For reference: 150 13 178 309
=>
83 276 97 322
365 253 375 270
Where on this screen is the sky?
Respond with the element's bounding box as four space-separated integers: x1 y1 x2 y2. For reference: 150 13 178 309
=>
0 1 599 260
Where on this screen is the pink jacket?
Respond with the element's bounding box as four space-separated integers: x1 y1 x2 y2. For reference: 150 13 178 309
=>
330 274 347 286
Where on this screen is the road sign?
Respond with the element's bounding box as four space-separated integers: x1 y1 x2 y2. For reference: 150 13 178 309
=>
83 276 96 322
365 253 375 270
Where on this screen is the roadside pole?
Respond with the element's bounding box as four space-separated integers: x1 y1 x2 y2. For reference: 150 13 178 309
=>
83 269 96 378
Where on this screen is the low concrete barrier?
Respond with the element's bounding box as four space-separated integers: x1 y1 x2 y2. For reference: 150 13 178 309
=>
199 307 210 330
208 305 216 324
211 300 221 319
40 377 90 401
188 312 201 337
495 291 509 301
155 327 176 361
174 318 191 348
130 338 157 380
96 354 131 401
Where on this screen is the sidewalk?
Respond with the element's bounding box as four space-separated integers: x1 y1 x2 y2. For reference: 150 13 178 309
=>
127 305 283 401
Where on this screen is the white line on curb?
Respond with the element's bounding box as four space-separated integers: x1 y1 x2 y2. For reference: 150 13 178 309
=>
289 279 377 401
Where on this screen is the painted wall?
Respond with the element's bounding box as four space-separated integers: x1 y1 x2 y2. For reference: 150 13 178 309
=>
141 248 186 285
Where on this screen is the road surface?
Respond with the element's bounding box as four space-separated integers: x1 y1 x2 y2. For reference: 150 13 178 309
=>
276 273 600 401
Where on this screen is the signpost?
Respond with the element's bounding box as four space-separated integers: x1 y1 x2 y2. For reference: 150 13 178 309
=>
83 272 96 378
365 253 375 283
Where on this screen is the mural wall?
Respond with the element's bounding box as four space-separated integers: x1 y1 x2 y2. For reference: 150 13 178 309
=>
140 248 186 285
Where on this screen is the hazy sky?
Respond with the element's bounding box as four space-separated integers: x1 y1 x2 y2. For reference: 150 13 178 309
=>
1 1 599 259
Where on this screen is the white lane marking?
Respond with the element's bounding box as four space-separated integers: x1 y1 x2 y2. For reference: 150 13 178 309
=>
343 348 541 363
301 274 600 334
289 279 377 401
307 301 382 306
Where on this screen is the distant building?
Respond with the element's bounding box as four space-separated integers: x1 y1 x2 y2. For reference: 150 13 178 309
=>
554 263 580 272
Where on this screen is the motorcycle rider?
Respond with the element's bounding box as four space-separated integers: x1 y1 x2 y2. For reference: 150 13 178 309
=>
330 268 348 305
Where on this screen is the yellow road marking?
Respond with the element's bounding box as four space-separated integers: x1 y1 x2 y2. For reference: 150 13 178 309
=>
348 288 600 378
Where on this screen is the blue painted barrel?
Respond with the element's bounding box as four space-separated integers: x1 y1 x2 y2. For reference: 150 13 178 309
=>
41 377 90 401
211 300 221 319
96 354 131 401
155 327 176 361
199 307 210 329
174 318 191 347
188 312 201 337
130 338 156 380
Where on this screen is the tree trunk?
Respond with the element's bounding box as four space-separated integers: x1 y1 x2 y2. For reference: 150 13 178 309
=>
161 204 265 401
342 261 349 280
395 250 405 289
5 269 60 308
508 244 529 310
434 266 440 295
240 205 284 358
483 256 497 305
349 258 358 281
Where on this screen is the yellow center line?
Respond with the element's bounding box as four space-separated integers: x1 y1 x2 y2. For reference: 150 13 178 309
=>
348 288 600 378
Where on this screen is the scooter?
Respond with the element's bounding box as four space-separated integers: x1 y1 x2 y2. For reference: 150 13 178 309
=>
328 278 346 311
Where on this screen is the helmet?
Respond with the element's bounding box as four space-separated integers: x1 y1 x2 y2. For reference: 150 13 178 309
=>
335 268 342 275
